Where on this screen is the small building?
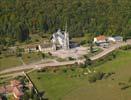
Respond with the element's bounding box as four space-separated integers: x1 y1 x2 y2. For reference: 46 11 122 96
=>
24 43 54 53
94 35 107 44
113 36 123 42
107 36 123 43
0 80 24 100
25 45 39 52
10 80 23 100
107 37 116 42
38 44 53 53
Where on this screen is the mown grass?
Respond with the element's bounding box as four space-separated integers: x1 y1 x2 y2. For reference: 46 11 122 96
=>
29 68 89 100
29 50 131 100
95 50 131 72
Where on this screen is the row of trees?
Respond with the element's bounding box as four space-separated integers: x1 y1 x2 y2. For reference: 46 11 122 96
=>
0 0 131 45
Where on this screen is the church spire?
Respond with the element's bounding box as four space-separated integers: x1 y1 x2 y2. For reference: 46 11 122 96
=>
65 21 68 33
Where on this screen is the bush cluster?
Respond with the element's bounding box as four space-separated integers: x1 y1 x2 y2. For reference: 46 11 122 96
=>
88 72 105 83
120 45 131 50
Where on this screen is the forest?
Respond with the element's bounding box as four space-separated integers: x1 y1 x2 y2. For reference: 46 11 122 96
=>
0 0 131 46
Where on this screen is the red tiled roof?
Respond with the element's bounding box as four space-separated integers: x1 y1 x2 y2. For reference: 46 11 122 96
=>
6 85 14 92
10 80 21 87
96 35 106 41
0 87 6 94
13 87 24 98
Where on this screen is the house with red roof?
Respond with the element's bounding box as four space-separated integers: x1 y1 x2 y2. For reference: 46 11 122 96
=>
10 80 24 100
0 80 24 100
94 35 107 44
13 87 24 100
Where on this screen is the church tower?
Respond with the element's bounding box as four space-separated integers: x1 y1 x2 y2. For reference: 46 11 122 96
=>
64 23 69 50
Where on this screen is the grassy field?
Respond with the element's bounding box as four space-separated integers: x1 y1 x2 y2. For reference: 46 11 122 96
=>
29 67 89 100
29 50 131 100
22 52 42 64
0 52 43 70
0 56 22 71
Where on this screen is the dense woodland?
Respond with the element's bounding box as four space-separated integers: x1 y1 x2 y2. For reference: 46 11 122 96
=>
0 0 131 46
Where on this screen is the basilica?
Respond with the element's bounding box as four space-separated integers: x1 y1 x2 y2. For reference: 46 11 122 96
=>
51 28 69 50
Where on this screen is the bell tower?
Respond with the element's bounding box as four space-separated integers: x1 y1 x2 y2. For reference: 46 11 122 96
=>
64 22 69 50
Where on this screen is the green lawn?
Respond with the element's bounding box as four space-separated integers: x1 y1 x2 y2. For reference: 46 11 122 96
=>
29 68 89 100
95 50 131 72
29 50 131 100
0 56 22 71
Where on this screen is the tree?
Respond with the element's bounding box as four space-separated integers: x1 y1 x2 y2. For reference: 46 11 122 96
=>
41 53 46 59
84 55 92 67
33 94 39 100
16 47 22 57
16 22 29 42
0 0 131 46
22 92 29 100
89 41 93 53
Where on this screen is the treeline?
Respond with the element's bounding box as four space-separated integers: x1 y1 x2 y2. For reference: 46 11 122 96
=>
0 0 131 45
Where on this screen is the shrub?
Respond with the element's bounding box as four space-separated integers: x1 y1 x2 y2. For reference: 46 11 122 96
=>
37 68 47 73
118 82 126 86
37 77 41 80
62 69 67 73
80 40 86 45
70 68 75 71
42 53 46 59
94 72 105 80
128 77 131 83
68 57 75 61
27 56 31 58
88 72 104 83
41 69 46 72
103 72 115 79
88 75 97 83
120 45 131 50
16 52 22 57
121 85 131 90
112 53 116 59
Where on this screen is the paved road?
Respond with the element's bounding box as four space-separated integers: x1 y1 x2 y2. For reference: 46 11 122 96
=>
91 40 131 60
0 40 131 75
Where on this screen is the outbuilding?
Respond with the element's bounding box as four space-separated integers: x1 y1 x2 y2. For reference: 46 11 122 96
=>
94 35 107 44
113 36 123 42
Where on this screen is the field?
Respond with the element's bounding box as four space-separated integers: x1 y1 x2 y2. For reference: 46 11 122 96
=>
22 52 42 64
29 50 131 100
0 52 42 70
0 56 22 71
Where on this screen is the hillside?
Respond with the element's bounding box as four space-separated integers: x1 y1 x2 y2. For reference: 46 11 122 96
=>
0 0 131 45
